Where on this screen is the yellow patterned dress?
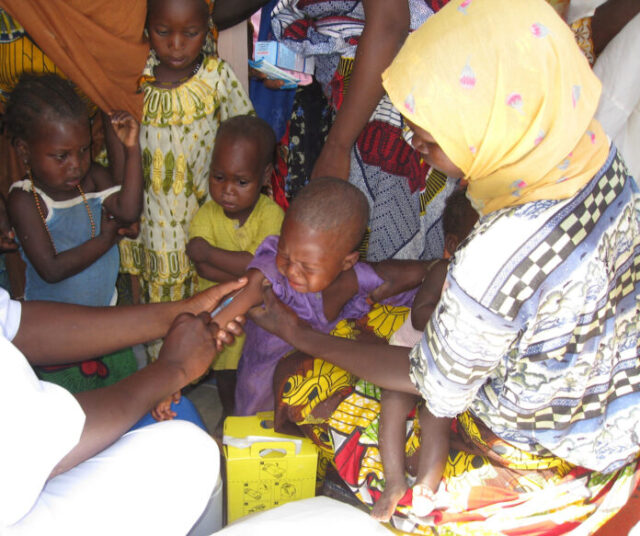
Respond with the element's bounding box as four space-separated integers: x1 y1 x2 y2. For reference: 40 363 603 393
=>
119 54 253 359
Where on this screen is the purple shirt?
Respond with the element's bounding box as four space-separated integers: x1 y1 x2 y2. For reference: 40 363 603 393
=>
235 235 416 415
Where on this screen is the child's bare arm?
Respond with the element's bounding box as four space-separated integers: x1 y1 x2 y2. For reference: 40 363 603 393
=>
322 267 358 321
210 269 266 328
102 110 125 185
101 111 143 223
369 259 433 302
8 189 120 283
187 237 253 282
411 259 449 331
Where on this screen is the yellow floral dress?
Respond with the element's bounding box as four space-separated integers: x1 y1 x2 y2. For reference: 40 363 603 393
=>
120 54 253 358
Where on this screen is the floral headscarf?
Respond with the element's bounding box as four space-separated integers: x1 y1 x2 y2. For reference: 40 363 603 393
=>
382 0 609 215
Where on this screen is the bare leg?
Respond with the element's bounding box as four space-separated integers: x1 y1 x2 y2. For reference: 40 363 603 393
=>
371 389 418 522
412 404 450 517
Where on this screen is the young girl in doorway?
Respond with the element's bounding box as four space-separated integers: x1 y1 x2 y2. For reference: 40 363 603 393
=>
116 0 253 362
5 73 143 392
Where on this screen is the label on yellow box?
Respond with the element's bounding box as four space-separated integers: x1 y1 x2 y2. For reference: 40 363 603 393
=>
223 412 318 522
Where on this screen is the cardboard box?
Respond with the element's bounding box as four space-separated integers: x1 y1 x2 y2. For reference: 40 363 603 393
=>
223 412 318 522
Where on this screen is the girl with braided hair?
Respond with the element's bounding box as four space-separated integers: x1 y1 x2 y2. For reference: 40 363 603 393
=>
5 73 143 392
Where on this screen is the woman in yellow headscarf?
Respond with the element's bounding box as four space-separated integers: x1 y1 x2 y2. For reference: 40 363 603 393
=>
249 0 640 533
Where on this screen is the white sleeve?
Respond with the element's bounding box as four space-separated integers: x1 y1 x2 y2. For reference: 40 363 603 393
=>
0 336 85 527
0 288 22 341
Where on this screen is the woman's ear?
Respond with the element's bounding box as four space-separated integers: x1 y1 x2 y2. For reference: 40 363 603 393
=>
341 250 360 271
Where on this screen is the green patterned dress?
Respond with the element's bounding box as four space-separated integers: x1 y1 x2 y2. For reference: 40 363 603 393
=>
119 54 253 359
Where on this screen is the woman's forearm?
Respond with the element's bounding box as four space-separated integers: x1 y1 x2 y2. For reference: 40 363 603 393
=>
14 280 247 364
50 358 187 477
291 326 418 393
323 0 409 150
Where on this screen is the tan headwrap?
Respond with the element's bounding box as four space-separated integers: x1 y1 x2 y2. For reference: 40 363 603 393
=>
0 0 148 119
382 0 609 215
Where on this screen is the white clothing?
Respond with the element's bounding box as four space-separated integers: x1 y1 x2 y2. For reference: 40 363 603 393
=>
0 291 86 527
7 421 219 536
218 496 392 536
0 288 220 534
566 0 605 24
388 316 422 348
593 13 640 180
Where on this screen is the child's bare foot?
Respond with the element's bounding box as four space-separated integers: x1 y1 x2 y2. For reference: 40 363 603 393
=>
412 483 436 517
371 481 408 522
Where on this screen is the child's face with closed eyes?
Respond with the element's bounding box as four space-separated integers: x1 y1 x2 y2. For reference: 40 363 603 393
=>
275 218 359 294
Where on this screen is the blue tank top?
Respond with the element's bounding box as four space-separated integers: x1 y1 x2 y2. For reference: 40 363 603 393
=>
12 180 121 306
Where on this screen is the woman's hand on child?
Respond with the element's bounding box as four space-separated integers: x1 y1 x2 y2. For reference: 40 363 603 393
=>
157 312 220 384
212 315 245 352
109 110 140 149
248 282 308 345
187 277 248 319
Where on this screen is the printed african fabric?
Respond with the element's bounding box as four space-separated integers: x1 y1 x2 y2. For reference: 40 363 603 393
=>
412 148 640 474
119 54 252 359
237 236 417 416
271 0 456 261
35 347 138 394
274 300 640 534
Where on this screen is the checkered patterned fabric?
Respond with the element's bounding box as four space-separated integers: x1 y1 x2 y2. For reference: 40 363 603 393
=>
490 156 627 321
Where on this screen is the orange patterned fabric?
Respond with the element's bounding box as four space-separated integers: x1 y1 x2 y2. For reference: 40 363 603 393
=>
0 0 148 118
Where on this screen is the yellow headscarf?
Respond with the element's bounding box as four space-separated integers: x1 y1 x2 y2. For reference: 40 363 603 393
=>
382 0 609 215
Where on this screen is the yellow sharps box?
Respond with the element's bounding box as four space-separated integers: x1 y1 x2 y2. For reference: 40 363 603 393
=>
223 412 318 522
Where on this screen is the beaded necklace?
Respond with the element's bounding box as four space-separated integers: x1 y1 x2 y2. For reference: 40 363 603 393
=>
149 55 203 88
29 170 96 255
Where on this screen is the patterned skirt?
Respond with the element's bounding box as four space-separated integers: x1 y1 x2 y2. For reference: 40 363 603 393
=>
273 305 640 534
35 347 138 394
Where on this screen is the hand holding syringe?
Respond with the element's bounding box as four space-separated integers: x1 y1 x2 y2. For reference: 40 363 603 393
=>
209 270 267 343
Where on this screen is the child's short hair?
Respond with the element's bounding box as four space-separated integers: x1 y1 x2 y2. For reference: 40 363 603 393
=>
216 115 276 169
4 74 87 142
287 177 369 252
442 188 475 239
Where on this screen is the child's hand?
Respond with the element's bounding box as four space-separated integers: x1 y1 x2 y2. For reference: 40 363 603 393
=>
248 67 286 90
0 195 17 253
117 221 140 239
109 110 140 149
99 207 121 243
151 391 181 421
